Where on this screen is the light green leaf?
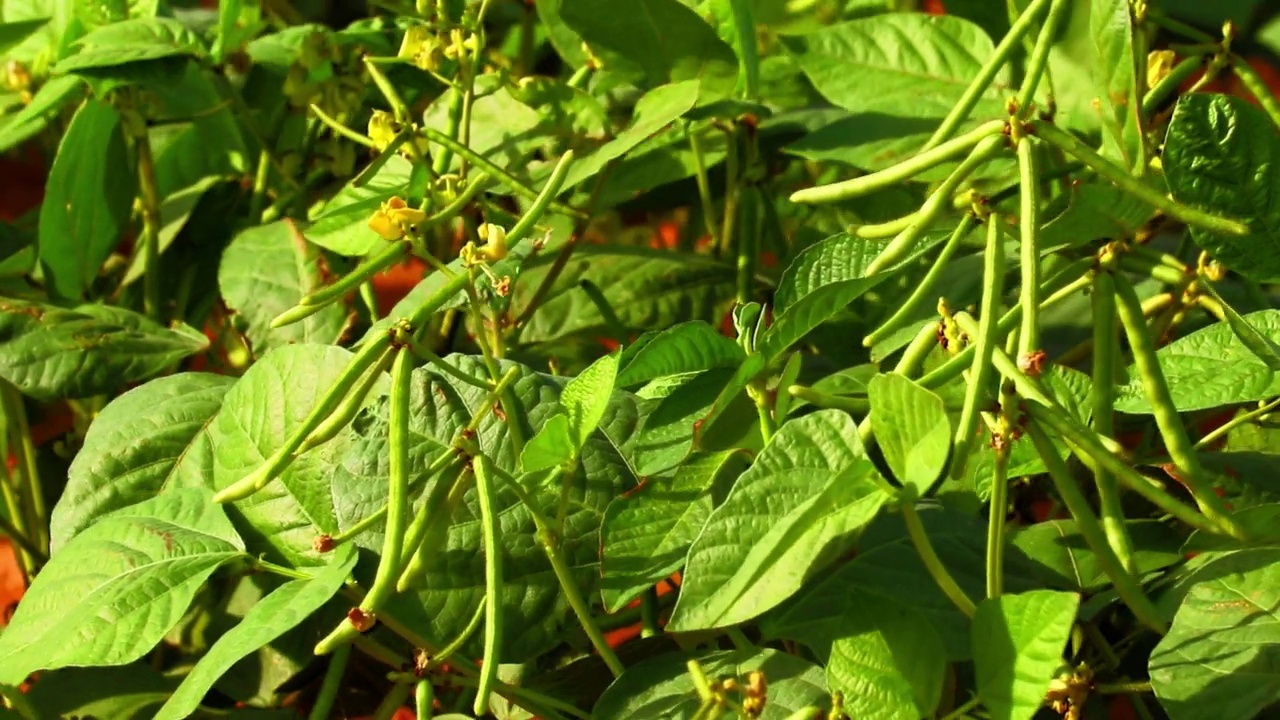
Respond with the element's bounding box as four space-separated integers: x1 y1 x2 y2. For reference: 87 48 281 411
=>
0 300 209 401
561 351 619 450
305 154 413 257
54 17 205 73
1199 281 1280 371
0 18 49 55
600 450 748 611
51 372 235 552
826 601 946 720
1150 547 1280 720
779 14 1008 120
667 410 889 631
218 220 350 354
153 544 357 720
868 373 951 496
593 649 828 719
0 74 86 154
520 413 573 473
0 488 245 686
617 320 744 388
1114 310 1280 413
38 98 136 301
1164 93 1280 281
1090 0 1144 171
972 591 1081 720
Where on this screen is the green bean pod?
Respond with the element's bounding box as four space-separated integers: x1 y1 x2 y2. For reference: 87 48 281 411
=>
1015 0 1071 114
416 680 434 720
1090 269 1136 573
851 212 919 239
950 214 1006 481
299 241 410 309
471 454 504 716
296 346 395 454
1231 54 1280 129
503 149 579 246
1016 135 1042 357
213 332 394 503
422 128 583 218
397 463 473 591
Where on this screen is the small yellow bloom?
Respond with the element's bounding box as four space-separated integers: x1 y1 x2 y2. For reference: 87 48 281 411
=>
367 110 400 152
369 197 428 241
477 223 508 262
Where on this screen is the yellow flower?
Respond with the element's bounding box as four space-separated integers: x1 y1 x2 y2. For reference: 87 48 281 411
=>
477 223 508 262
367 110 400 152
369 197 427 241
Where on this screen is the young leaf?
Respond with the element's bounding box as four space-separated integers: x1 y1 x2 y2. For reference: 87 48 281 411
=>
38 98 136 301
0 301 209 401
1164 93 1280 282
1090 0 1144 171
153 544 358 720
1149 547 1280 720
972 591 1081 720
615 320 745 388
868 373 952 496
667 410 889 631
560 351 619 450
0 488 246 686
520 412 573 473
600 450 748 611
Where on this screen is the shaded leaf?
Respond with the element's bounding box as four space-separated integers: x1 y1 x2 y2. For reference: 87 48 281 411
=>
868 373 951 496
972 591 1081 720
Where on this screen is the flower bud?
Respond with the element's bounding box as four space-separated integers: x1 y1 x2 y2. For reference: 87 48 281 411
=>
369 197 428 240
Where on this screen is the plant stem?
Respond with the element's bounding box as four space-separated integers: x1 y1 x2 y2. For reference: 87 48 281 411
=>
689 126 721 248
135 128 164 322
640 586 661 638
1091 269 1136 573
1142 55 1208 117
0 383 46 562
1025 421 1168 634
307 644 351 720
986 437 1011 599
1016 136 1041 357
901 491 977 617
923 0 1051 150
953 215 1006 482
1029 121 1250 236
372 681 414 720
1194 396 1280 450
1016 0 1070 115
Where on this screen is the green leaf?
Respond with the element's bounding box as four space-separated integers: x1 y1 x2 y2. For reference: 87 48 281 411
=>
972 591 1081 720
708 0 758 99
1038 182 1155 253
779 14 1008 120
51 372 235 551
423 81 545 174
1149 548 1280 720
0 74 86 154
1011 519 1184 592
37 98 136 301
559 0 738 100
219 220 350 354
561 351 619 450
24 664 177 720
1199 281 1280 371
600 450 748 611
54 17 205 73
305 154 413 257
520 412 573 473
593 649 829 719
1090 0 1143 171
0 488 245 686
633 367 751 476
825 600 946 720
868 373 951 496
1182 503 1280 553
153 544 357 720
616 320 745 388
1164 93 1280 282
667 410 889 631
0 18 49 55
559 80 701 191
0 300 209 401
1114 310 1280 413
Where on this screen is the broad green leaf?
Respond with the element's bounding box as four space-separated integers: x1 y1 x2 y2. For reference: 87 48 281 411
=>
561 351 619 450
0 300 208 401
218 220 350 354
211 344 362 567
868 373 951 496
616 320 744 388
633 367 745 475
779 14 1008 120
1090 0 1144 171
520 412 573 473
153 544 357 720
423 81 545 174
593 649 828 719
54 17 205 73
37 98 135 301
600 450 748 611
0 74 86 154
145 63 248 198
559 0 738 100
1164 93 1280 281
1149 548 1280 720
826 601 946 720
559 80 700 191
51 372 235 552
305 155 413 257
1182 503 1280 553
1011 519 1184 592
0 488 245 686
667 410 889 631
24 664 177 720
0 18 48 55
1114 311 1280 413
533 0 594 69
1199 281 1280 371
591 122 732 210
972 591 1081 720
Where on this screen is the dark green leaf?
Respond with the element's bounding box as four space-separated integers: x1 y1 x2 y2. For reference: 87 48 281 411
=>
617 320 744 389
1090 0 1143 171
868 373 951 496
1012 519 1184 592
24 664 176 720
972 591 1081 720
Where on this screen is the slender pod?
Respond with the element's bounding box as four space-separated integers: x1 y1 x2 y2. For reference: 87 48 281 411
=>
1090 269 1137 572
851 211 919 239
951 215 1006 480
901 488 977 617
1111 276 1235 524
505 149 579 245
986 433 1011 599
1015 0 1071 115
371 682 414 720
864 214 977 347
1016 136 1042 359
471 454 504 716
422 128 583 218
864 135 1007 276
300 241 410 308
213 332 394 503
416 680 434 720
297 345 396 453
1029 121 1250 235
791 120 1006 204
1231 55 1280 129
397 463 472 591
307 644 351 720
1143 55 1207 117
736 185 761 304
1026 421 1168 633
